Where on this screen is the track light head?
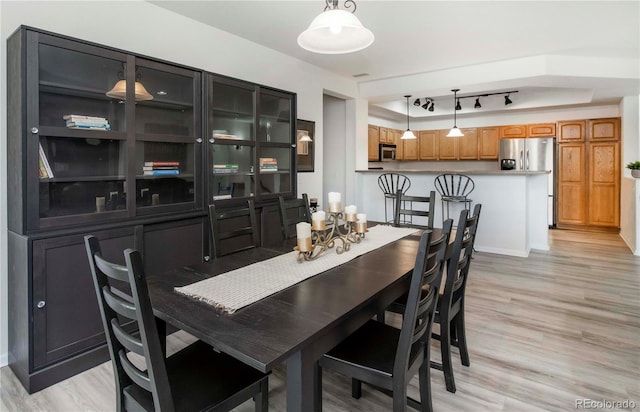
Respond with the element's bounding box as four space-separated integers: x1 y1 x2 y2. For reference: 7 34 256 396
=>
422 101 429 110
504 94 513 105
428 102 435 112
455 99 461 111
413 98 421 106
474 98 481 109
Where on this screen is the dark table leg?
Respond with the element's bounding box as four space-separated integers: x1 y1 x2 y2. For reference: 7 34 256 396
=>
286 350 321 412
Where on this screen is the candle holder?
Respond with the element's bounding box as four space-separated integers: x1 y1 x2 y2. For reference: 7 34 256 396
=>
294 211 367 261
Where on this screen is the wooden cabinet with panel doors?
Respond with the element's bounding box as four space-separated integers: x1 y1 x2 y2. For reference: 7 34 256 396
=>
557 117 620 229
528 123 556 137
478 127 500 159
419 130 438 160
402 134 419 160
368 124 380 161
458 128 479 160
499 124 527 138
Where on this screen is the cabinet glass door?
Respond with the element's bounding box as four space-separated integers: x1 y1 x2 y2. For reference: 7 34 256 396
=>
208 77 256 201
33 35 129 230
134 60 201 214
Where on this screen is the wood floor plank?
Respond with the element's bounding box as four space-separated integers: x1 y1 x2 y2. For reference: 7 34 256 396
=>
1 229 638 411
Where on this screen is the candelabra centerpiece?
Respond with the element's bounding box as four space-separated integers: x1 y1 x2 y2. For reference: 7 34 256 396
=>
295 192 367 261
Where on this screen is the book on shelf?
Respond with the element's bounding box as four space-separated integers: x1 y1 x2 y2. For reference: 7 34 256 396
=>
63 114 108 122
38 142 54 178
143 169 180 176
66 121 110 128
259 157 278 171
213 164 239 174
143 166 180 171
212 194 232 200
212 133 238 140
144 161 180 167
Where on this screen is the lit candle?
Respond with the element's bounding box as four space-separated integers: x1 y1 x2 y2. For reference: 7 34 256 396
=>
356 213 367 234
328 192 342 212
296 222 312 251
312 210 326 230
345 205 357 222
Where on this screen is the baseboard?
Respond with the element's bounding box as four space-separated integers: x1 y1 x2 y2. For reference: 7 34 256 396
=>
0 352 8 368
475 246 529 258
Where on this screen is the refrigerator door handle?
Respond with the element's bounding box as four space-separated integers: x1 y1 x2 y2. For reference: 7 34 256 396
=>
519 150 524 170
526 149 530 170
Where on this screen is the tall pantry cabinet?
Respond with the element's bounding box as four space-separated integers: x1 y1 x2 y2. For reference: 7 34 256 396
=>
557 118 620 229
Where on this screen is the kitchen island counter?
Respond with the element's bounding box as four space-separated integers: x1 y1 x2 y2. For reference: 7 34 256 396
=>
356 170 549 257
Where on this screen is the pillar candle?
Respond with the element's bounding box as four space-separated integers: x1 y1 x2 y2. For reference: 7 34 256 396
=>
356 213 367 234
345 205 357 222
328 192 342 212
296 222 312 251
312 211 326 230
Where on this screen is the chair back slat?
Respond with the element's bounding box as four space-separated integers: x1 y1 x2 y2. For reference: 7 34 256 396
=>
378 173 411 196
103 286 137 320
394 218 453 376
279 194 312 240
112 319 144 356
118 349 153 392
435 174 475 198
209 200 259 257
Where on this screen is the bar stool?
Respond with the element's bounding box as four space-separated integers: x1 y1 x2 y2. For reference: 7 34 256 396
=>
377 173 411 223
434 174 474 223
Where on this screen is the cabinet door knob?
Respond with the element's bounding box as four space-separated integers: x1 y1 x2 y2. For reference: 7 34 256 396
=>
204 255 211 262
37 301 46 309
196 138 203 143
292 144 296 148
209 138 215 144
31 127 39 134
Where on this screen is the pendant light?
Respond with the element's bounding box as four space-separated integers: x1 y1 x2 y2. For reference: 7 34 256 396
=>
446 89 464 137
297 0 374 54
106 66 153 101
401 95 416 140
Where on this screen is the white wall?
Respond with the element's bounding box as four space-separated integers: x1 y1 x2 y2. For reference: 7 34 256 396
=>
322 95 347 207
620 96 640 255
0 0 360 367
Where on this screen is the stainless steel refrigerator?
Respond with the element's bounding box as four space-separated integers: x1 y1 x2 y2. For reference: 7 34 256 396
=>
499 137 556 227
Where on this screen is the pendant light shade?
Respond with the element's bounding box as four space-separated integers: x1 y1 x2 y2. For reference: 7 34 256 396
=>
446 89 464 137
401 95 416 140
106 79 153 101
297 1 374 54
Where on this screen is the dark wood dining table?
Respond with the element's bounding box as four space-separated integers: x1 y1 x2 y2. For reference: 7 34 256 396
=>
147 227 433 412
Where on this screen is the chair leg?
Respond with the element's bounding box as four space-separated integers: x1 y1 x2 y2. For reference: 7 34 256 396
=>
392 385 407 412
455 311 470 367
440 317 457 393
351 378 362 399
419 347 434 412
254 378 269 412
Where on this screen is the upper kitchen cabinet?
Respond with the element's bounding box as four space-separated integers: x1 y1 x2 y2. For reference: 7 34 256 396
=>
499 124 527 139
588 118 620 141
557 120 586 143
478 127 500 159
7 29 203 234
205 74 296 203
458 128 479 160
379 126 390 143
419 130 438 160
528 123 556 137
368 125 380 161
438 129 458 160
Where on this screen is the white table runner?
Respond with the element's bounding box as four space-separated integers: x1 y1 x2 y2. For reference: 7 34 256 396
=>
175 225 419 313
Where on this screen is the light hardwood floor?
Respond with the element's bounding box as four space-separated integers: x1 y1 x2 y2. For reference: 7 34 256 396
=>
2 229 639 411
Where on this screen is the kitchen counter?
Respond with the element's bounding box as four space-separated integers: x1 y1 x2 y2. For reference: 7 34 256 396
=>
358 169 549 175
356 170 550 257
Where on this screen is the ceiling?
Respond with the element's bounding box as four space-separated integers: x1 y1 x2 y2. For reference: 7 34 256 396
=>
149 0 639 122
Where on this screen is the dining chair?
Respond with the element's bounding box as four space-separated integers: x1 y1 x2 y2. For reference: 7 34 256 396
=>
434 174 475 223
394 189 436 229
209 200 259 257
431 203 482 393
278 193 311 240
318 219 453 412
84 235 269 412
378 173 411 223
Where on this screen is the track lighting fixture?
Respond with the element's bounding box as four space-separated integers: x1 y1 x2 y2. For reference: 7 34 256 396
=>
413 98 421 106
428 102 434 112
504 94 513 105
401 95 416 140
474 98 481 109
422 101 429 110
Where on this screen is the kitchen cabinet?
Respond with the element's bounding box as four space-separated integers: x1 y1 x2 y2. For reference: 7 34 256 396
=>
403 134 419 160
368 125 380 161
392 129 404 160
438 130 458 160
379 126 389 143
206 74 296 203
419 130 438 160
557 117 620 229
557 120 586 143
499 125 527 139
528 123 556 137
458 128 479 160
588 118 620 141
478 127 500 159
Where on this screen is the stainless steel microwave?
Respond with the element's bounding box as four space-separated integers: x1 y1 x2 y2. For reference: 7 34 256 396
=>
379 144 396 161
